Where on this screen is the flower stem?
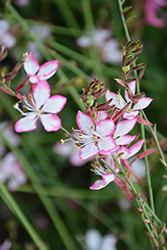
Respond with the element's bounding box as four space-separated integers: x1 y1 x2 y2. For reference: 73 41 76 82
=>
117 0 155 213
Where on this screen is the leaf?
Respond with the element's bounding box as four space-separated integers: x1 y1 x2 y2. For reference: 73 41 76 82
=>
121 6 132 15
114 78 126 87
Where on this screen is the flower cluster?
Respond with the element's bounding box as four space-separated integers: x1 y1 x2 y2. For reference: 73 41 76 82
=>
3 52 67 132
61 75 153 198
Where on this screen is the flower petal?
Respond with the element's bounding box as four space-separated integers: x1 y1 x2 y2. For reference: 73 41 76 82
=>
79 142 98 159
15 116 37 132
90 173 115 190
133 97 153 110
23 53 39 75
76 111 95 133
42 95 67 113
116 146 131 160
128 139 145 158
40 114 61 132
34 80 50 109
29 75 40 83
98 136 117 154
114 119 137 138
116 135 135 145
76 35 92 48
123 110 139 119
96 111 108 121
101 235 117 250
106 91 126 109
96 119 115 137
38 60 59 79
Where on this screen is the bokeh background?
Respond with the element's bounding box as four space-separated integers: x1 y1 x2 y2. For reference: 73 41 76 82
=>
0 0 167 249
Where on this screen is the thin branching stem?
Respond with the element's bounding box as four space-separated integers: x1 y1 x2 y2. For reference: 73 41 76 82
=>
117 0 155 213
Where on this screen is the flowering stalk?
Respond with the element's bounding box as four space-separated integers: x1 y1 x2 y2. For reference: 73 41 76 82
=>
117 0 157 215
111 155 166 249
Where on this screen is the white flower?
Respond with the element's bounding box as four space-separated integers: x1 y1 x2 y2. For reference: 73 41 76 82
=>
0 20 16 49
75 111 117 159
76 28 121 64
14 80 67 132
0 122 20 157
0 152 27 192
84 228 117 250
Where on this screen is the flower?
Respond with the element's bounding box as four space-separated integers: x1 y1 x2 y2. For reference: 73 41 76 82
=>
130 158 146 182
89 159 119 190
23 53 59 83
14 0 31 7
53 132 93 167
0 152 27 192
82 228 117 250
0 20 16 49
142 0 167 28
75 111 117 159
90 139 145 191
97 111 137 146
0 239 12 250
0 122 20 157
76 28 121 64
106 81 153 119
14 80 67 132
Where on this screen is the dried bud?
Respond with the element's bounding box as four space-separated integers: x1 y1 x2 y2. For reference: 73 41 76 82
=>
125 40 143 57
81 78 108 107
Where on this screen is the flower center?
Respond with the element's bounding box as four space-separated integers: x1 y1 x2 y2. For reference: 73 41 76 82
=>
35 110 41 116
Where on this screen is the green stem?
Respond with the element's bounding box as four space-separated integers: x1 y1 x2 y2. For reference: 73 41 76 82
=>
117 0 131 41
0 183 48 250
111 155 165 228
117 0 155 213
142 110 167 166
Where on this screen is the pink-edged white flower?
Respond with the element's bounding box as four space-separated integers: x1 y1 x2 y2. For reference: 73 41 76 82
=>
14 80 67 132
53 132 93 167
75 111 117 160
89 159 119 190
82 228 117 250
106 81 153 119
90 139 145 191
97 111 137 146
76 28 121 64
0 152 27 192
0 20 16 49
23 53 59 83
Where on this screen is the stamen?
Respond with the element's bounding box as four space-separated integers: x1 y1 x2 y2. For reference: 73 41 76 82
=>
61 138 73 144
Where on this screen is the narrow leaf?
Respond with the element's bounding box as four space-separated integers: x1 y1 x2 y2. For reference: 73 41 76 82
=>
114 78 126 87
125 15 137 24
125 56 138 66
121 6 132 15
136 115 153 126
